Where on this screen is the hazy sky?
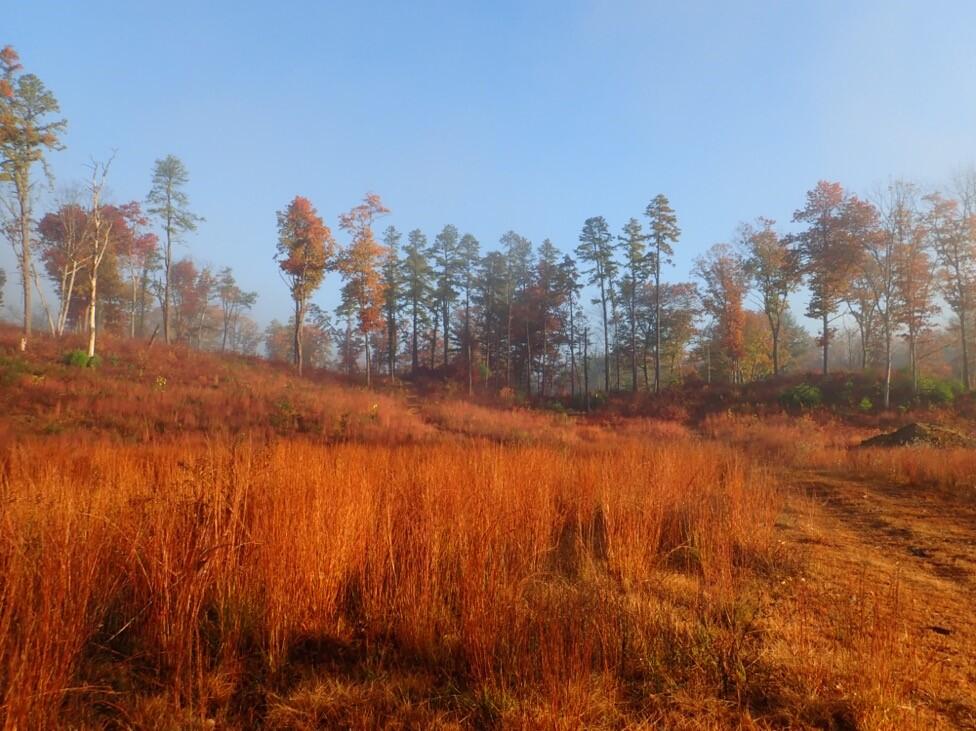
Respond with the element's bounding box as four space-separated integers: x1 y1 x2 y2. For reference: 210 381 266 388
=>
4 1 976 328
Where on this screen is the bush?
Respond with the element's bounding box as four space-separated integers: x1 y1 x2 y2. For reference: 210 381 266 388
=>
918 377 960 405
780 383 822 409
858 396 873 412
64 350 99 369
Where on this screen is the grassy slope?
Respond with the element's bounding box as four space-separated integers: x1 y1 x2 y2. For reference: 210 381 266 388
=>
1 326 975 729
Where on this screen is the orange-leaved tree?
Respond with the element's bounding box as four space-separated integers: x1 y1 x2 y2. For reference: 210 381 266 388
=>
275 196 334 376
694 243 748 384
338 193 390 387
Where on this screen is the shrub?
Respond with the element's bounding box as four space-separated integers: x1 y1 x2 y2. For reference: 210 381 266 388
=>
63 350 99 368
780 383 822 409
918 377 960 404
858 396 873 412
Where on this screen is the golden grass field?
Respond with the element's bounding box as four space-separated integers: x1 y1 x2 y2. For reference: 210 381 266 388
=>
1 329 975 729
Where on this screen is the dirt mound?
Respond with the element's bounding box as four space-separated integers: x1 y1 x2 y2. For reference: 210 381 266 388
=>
860 422 976 449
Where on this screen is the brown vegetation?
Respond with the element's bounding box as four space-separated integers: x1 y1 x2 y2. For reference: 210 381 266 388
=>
1 331 975 728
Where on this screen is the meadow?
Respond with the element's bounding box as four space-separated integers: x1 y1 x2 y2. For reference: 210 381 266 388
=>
1 328 974 729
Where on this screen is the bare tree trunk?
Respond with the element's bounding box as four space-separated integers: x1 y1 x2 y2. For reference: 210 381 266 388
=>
961 296 971 390
293 298 304 376
568 299 577 400
365 335 371 387
654 257 661 393
883 327 891 409
162 213 172 344
18 185 31 351
87 267 97 358
822 312 829 375
583 328 590 412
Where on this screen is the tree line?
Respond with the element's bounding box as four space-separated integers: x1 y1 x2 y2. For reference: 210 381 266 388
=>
3 44 976 402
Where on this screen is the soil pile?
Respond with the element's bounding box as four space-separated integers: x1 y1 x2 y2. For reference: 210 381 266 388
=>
860 422 976 449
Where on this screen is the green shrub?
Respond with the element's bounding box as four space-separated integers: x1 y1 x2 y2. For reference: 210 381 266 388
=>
780 383 822 409
858 396 873 412
64 350 99 368
918 377 960 404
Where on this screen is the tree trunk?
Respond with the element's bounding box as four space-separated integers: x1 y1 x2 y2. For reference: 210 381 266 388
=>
630 293 637 393
442 302 449 368
583 329 590 412
18 185 31 351
365 335 371 387
883 327 891 409
822 311 829 375
293 299 304 376
162 218 172 345
600 281 609 393
960 295 971 391
87 268 97 358
654 258 661 393
411 299 419 373
568 300 577 400
771 321 780 376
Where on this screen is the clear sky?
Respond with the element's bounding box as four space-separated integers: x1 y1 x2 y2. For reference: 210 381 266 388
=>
4 1 976 329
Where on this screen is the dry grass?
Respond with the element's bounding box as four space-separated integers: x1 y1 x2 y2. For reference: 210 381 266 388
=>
0 433 789 728
2 330 974 728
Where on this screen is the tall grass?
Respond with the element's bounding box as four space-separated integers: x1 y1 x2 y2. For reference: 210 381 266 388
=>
0 435 780 727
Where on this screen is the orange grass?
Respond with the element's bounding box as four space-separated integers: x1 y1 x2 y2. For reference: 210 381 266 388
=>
0 434 784 728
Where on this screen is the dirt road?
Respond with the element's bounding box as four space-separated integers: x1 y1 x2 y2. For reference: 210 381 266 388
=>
773 469 976 729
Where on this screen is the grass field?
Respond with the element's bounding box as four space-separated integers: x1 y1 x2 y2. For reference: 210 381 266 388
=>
1 328 974 729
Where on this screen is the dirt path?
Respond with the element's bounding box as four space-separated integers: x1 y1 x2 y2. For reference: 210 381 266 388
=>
774 469 976 728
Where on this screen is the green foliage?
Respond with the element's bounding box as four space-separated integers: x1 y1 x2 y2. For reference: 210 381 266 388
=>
780 383 822 409
918 377 961 404
858 396 873 412
63 350 99 368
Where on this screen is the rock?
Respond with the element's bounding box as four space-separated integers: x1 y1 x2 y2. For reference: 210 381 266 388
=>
859 422 976 449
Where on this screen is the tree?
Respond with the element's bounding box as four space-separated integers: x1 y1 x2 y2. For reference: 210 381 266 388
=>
559 254 582 399
793 181 866 375
926 184 976 391
500 231 533 387
644 194 680 392
401 229 433 374
431 224 461 367
457 232 480 392
533 238 565 397
894 214 938 396
0 268 5 310
475 249 508 383
217 267 257 352
114 202 157 338
617 217 647 392
576 216 615 393
694 244 748 383
381 225 402 379
275 196 334 376
337 193 390 387
147 155 202 344
0 45 67 351
37 193 87 336
739 218 801 375
653 282 701 385
82 159 114 358
872 180 925 405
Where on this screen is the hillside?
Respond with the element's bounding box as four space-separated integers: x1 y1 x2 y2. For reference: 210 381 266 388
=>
1 329 975 729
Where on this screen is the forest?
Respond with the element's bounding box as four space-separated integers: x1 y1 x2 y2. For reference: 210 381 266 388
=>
3 44 975 409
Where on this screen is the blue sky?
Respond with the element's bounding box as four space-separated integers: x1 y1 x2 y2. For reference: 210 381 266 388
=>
4 1 976 329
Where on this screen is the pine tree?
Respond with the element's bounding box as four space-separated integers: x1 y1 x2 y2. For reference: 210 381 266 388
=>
0 46 67 351
402 229 433 374
644 194 680 392
576 216 616 393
